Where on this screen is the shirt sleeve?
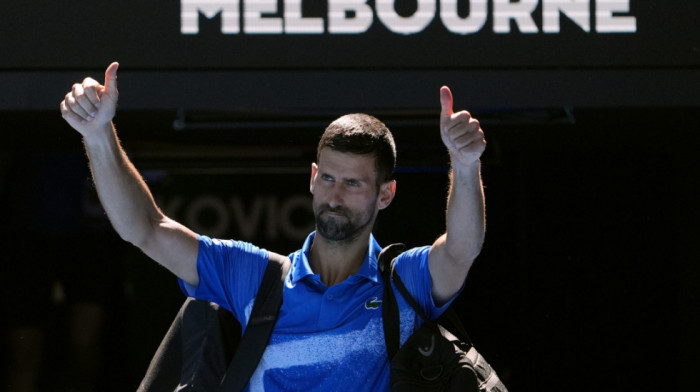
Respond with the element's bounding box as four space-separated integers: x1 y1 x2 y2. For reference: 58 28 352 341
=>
178 235 269 323
393 246 464 320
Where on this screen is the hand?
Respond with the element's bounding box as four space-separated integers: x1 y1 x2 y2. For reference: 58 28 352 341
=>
439 86 486 167
60 62 119 137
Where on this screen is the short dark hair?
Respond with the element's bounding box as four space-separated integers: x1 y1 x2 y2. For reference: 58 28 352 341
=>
317 113 396 184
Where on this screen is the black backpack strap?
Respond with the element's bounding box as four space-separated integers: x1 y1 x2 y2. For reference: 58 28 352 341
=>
379 243 473 353
378 243 406 360
390 266 473 345
219 251 291 392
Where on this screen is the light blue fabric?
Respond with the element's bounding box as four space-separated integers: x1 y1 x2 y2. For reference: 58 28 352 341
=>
179 232 460 392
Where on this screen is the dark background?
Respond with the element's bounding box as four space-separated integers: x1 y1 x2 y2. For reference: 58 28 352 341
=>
1 0 699 391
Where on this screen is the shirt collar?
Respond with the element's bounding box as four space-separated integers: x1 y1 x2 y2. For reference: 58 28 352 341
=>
291 232 382 285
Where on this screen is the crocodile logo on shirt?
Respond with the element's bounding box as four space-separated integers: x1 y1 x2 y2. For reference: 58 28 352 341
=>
364 297 382 309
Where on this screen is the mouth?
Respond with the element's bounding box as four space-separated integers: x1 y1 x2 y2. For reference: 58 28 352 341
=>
320 206 348 218
322 210 345 218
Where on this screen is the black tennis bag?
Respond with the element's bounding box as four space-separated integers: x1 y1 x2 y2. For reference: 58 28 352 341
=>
137 252 291 392
379 244 507 392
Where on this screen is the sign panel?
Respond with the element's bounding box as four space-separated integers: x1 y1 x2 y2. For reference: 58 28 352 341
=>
0 0 698 69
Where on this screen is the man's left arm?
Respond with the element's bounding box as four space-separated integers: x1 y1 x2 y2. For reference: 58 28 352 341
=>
429 86 486 305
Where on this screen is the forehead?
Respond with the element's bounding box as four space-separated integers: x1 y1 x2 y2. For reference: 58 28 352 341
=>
317 148 377 181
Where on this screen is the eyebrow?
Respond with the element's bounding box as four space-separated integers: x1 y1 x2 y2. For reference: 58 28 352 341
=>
321 170 368 185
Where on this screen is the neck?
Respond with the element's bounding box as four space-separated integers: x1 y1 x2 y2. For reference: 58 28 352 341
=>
309 231 371 287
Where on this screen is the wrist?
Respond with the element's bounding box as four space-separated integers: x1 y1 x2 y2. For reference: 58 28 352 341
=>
451 156 480 173
449 159 481 186
82 122 116 147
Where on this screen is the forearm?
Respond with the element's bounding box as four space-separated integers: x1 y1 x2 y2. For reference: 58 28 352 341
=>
83 123 163 247
430 85 487 302
61 64 199 284
443 160 485 263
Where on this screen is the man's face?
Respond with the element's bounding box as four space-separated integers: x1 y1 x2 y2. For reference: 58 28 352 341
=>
310 148 393 243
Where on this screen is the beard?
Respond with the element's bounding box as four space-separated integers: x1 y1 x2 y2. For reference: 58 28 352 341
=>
314 204 374 243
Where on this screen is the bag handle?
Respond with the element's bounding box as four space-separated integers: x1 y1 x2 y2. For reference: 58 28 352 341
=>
219 251 291 392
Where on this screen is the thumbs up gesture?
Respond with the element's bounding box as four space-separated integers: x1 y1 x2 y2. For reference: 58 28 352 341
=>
60 62 120 137
439 86 486 168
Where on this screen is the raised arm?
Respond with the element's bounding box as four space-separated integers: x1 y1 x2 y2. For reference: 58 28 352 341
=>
60 63 200 286
428 86 486 305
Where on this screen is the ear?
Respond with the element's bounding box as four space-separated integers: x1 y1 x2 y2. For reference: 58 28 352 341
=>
310 163 318 194
377 180 396 210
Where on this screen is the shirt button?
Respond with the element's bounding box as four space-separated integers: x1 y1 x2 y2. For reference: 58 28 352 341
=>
327 294 334 300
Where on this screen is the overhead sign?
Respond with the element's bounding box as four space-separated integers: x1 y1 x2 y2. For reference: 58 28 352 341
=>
0 0 697 69
181 0 637 35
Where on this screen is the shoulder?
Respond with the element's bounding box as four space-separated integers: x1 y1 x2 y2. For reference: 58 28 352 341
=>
393 246 431 271
391 245 431 298
185 235 272 318
195 235 271 295
198 235 269 264
392 245 451 320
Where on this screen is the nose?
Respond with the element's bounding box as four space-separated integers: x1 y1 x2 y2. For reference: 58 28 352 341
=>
327 184 344 209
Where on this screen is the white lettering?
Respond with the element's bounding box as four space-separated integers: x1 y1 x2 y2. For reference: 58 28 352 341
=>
440 0 488 35
244 0 283 34
328 0 373 34
181 0 240 34
179 0 638 35
285 0 324 33
596 0 636 33
543 0 590 33
493 0 539 34
376 0 435 35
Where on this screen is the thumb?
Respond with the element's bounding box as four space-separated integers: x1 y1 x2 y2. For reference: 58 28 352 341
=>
104 62 119 95
440 86 453 121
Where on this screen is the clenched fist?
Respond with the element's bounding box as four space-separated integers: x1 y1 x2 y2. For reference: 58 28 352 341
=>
439 86 486 168
60 62 119 137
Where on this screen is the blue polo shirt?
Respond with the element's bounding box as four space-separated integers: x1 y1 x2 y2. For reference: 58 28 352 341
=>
180 232 458 392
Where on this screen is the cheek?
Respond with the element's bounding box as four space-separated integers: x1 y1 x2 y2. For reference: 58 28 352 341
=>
311 192 325 210
356 193 380 214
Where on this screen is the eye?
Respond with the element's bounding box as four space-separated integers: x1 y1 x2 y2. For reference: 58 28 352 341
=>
321 174 334 182
346 179 360 187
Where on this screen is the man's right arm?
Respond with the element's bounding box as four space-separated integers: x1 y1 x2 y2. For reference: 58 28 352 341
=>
60 62 200 286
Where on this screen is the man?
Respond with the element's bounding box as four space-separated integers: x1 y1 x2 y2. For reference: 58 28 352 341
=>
60 62 486 391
